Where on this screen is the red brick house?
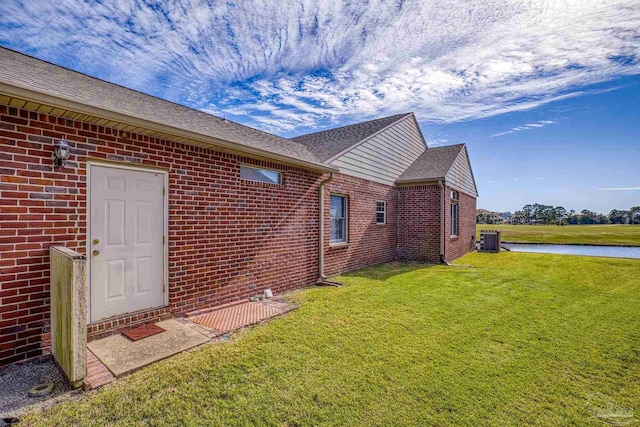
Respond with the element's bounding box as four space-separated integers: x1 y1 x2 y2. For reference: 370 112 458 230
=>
0 47 477 367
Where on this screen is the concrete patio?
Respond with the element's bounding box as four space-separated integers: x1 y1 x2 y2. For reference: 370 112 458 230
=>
87 319 211 379
83 299 298 388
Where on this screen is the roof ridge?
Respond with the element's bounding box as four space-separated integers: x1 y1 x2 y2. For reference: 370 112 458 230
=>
428 143 465 149
291 112 411 140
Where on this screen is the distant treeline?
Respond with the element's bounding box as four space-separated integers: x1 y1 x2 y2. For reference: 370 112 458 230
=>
481 204 640 225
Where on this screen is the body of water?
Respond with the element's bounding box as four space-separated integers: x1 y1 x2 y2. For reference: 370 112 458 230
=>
504 243 640 259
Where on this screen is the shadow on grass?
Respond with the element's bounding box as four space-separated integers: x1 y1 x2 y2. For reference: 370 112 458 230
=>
335 261 438 281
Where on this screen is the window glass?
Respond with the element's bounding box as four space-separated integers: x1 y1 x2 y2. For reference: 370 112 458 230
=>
330 195 344 218
376 201 386 224
451 203 459 236
330 195 347 243
240 165 281 184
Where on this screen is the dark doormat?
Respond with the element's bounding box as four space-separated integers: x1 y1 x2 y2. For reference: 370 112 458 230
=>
121 324 165 341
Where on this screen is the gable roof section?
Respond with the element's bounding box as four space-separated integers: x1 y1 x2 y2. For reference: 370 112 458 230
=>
396 144 464 182
290 113 412 162
397 143 478 196
327 114 427 185
445 145 479 197
0 47 336 172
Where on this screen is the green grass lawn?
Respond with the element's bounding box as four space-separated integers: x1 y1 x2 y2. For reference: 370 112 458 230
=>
25 253 640 426
476 224 640 246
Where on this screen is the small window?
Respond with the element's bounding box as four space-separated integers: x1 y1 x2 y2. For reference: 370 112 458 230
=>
330 195 347 243
451 203 459 236
376 201 386 225
240 165 281 184
450 190 459 200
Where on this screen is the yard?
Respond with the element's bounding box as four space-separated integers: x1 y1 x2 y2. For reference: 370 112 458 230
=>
25 253 640 426
476 224 640 246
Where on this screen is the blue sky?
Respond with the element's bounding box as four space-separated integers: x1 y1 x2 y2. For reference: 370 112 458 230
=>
1 0 638 213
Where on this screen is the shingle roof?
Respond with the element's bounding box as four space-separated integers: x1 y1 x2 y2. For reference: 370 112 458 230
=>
290 113 412 162
396 144 465 183
0 47 335 172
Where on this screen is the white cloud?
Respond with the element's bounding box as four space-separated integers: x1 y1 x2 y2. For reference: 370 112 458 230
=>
490 130 514 137
490 119 558 137
598 187 640 191
427 138 449 148
1 0 639 132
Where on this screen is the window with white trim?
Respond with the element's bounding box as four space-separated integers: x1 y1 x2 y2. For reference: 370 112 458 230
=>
450 191 459 236
376 201 386 225
330 195 347 243
240 165 281 184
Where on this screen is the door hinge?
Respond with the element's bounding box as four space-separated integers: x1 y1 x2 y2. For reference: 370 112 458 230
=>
163 186 166 196
163 235 166 245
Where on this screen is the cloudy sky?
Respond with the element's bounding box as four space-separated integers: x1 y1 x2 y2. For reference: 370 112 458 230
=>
1 0 639 212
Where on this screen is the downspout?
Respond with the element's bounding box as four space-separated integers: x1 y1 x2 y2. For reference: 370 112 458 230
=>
318 172 335 282
438 179 448 265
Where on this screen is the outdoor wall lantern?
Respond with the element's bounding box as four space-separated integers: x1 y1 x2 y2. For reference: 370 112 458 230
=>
52 139 71 168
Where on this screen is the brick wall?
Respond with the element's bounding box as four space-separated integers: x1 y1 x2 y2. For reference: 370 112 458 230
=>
396 184 477 263
0 105 323 367
323 173 398 276
0 104 479 368
444 187 477 262
397 184 442 263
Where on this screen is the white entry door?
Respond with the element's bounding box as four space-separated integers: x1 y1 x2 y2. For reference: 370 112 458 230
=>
89 164 165 322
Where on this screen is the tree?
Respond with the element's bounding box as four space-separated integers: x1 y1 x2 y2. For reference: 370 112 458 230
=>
513 210 524 224
522 205 533 224
554 206 567 225
543 205 556 224
609 209 630 224
511 204 639 226
579 210 596 224
530 203 545 223
630 206 640 224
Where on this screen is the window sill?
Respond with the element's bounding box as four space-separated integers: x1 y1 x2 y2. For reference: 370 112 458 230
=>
450 236 459 241
239 178 283 186
375 223 387 226
329 242 349 249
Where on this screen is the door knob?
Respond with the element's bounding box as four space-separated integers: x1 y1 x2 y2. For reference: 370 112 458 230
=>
92 250 100 256
92 238 100 245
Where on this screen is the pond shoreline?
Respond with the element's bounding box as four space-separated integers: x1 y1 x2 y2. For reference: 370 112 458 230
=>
498 243 640 259
500 241 640 248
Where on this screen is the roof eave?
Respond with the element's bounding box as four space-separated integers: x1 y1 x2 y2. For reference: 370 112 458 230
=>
0 82 338 174
395 177 444 185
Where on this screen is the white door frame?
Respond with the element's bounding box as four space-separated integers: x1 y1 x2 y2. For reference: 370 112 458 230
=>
86 160 169 324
